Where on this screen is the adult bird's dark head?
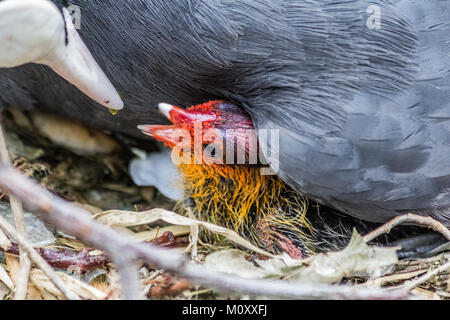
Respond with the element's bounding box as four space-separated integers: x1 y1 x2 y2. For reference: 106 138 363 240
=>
0 0 123 110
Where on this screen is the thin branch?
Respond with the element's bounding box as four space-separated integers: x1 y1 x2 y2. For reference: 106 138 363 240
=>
0 114 31 300
14 251 31 300
9 196 30 300
0 165 411 300
363 213 450 243
113 252 143 300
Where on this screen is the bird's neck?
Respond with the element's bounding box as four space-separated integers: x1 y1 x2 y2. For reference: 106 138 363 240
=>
177 161 311 258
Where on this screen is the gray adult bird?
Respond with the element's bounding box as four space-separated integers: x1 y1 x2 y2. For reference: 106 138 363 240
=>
1 0 450 253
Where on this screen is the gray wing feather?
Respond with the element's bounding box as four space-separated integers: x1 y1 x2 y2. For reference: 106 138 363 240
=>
253 0 450 225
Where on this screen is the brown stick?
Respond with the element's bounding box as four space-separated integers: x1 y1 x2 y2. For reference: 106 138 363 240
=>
0 115 31 300
0 165 411 300
2 244 109 272
1 233 186 272
363 213 450 243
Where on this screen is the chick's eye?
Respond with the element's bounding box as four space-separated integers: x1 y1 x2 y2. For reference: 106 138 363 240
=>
203 143 222 159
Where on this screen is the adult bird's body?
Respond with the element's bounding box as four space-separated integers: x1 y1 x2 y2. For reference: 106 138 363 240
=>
2 0 450 248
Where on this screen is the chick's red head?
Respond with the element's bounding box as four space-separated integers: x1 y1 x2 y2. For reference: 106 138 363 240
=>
138 100 259 165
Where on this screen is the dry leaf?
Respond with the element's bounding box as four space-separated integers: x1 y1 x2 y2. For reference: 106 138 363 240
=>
365 269 427 288
26 283 45 300
0 281 10 299
4 255 20 285
411 287 441 300
0 229 11 250
95 208 275 257
285 231 398 284
30 269 107 300
204 250 270 279
204 231 398 285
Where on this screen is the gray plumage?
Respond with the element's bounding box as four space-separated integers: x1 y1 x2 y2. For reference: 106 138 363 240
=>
1 0 450 226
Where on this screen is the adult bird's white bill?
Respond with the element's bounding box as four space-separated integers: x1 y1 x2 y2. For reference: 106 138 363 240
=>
0 0 123 110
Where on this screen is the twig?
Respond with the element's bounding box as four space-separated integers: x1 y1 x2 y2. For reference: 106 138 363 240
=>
0 114 31 300
112 252 143 300
363 213 450 243
0 215 80 300
2 244 109 272
0 165 411 300
13 254 31 300
1 233 187 272
402 258 450 293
